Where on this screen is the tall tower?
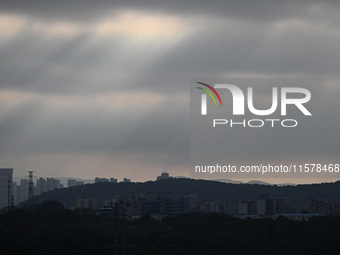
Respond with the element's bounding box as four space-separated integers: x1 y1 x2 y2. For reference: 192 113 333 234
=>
0 168 13 209
27 171 34 200
10 195 14 208
7 180 11 210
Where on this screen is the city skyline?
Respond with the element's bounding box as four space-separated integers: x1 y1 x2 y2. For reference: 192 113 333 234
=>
9 169 340 186
3 166 340 215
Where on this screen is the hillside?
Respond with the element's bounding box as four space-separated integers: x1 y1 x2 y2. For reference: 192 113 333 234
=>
30 179 340 211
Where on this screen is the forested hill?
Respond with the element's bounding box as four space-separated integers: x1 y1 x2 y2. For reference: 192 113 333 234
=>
31 179 340 210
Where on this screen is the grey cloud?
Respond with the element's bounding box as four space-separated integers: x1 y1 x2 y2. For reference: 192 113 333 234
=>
2 1 340 180
154 22 340 76
0 97 189 159
0 0 338 24
3 13 340 97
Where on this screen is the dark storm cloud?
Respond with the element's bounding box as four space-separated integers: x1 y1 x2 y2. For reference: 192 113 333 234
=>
2 10 340 96
1 0 339 24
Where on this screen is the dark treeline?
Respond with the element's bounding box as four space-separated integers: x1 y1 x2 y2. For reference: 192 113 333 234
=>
1 201 340 254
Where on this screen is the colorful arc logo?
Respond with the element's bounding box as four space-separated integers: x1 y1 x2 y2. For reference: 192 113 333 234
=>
196 82 222 106
196 82 223 115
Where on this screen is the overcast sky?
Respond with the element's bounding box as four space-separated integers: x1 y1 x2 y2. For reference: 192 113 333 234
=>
1 1 340 183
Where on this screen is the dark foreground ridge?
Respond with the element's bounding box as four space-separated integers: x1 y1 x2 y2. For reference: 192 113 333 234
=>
1 203 340 255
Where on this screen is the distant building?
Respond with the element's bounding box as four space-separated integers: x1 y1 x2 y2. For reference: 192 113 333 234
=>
248 201 258 215
257 197 273 216
100 193 145 218
68 179 84 187
110 178 118 183
13 177 63 205
210 201 228 214
241 194 295 216
137 199 183 215
18 179 28 204
11 182 17 206
157 172 173 181
183 194 201 213
37 178 47 195
75 198 98 209
160 199 183 214
332 201 340 215
239 200 257 215
95 177 110 183
46 178 61 191
304 197 332 214
123 178 131 183
274 198 295 214
0 168 13 209
183 194 200 213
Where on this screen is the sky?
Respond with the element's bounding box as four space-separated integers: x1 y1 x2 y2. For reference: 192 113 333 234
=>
1 1 340 183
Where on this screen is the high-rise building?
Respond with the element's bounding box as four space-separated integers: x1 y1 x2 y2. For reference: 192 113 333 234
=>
12 182 17 206
0 168 13 209
19 179 28 203
95 177 110 183
46 178 61 191
68 179 84 187
37 178 47 195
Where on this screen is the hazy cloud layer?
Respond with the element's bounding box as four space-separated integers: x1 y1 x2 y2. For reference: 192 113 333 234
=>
1 1 340 182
